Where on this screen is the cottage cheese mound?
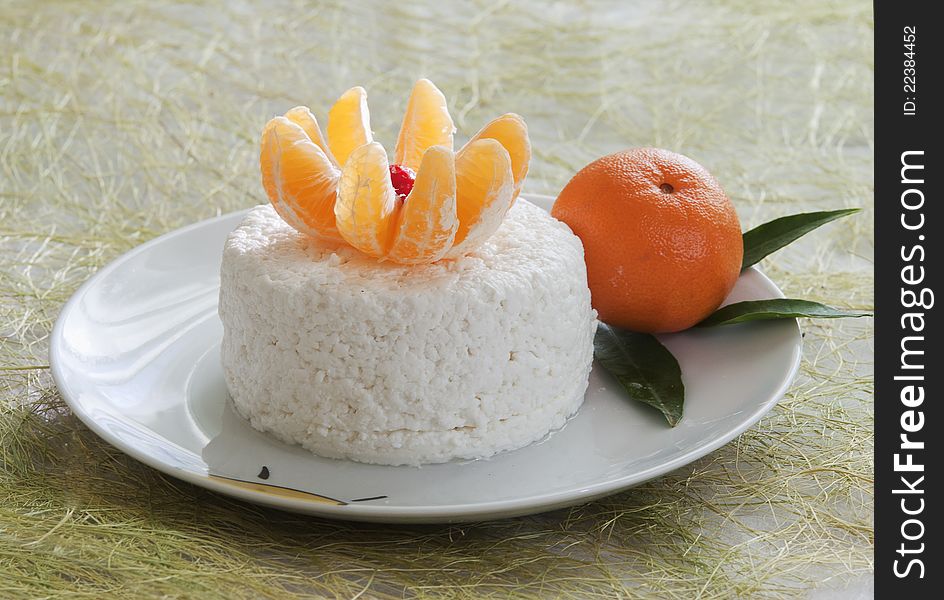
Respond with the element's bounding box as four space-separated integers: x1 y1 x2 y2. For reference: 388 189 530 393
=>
219 200 597 466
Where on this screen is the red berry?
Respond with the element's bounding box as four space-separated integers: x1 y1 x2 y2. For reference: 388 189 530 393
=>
389 164 416 200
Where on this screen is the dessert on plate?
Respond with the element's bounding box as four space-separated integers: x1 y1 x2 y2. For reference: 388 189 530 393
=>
219 80 596 466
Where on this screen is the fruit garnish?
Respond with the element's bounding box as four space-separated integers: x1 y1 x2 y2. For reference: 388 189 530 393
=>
326 86 372 167
388 164 416 200
387 147 458 264
448 138 513 257
394 78 454 171
283 106 337 167
551 148 743 333
461 113 530 202
334 142 399 257
260 116 342 241
260 79 531 264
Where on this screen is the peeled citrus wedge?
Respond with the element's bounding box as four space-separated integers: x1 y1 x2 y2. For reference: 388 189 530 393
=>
260 81 531 263
387 146 458 264
327 86 373 166
334 142 399 257
260 116 342 240
447 138 514 257
395 79 455 172
284 106 338 167
462 113 530 201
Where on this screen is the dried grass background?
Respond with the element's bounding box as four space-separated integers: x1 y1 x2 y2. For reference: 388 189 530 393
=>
1 1 873 598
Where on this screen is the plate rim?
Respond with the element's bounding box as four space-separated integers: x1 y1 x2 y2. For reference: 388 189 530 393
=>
49 194 802 522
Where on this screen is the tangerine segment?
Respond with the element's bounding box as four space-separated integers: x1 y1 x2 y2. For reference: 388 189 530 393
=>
394 79 455 172
334 142 399 258
387 146 458 264
446 138 514 258
284 106 338 167
327 86 373 166
260 116 342 240
461 113 530 201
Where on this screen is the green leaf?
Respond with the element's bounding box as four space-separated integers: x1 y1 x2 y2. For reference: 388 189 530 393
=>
593 323 685 426
697 299 872 327
741 209 860 269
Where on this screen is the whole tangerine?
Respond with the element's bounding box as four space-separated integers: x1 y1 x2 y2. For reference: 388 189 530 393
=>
551 148 743 333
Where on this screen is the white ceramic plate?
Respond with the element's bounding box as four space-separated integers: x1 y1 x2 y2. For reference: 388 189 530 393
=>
50 195 801 523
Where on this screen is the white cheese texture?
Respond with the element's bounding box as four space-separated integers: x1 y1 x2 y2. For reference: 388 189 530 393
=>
219 199 597 465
